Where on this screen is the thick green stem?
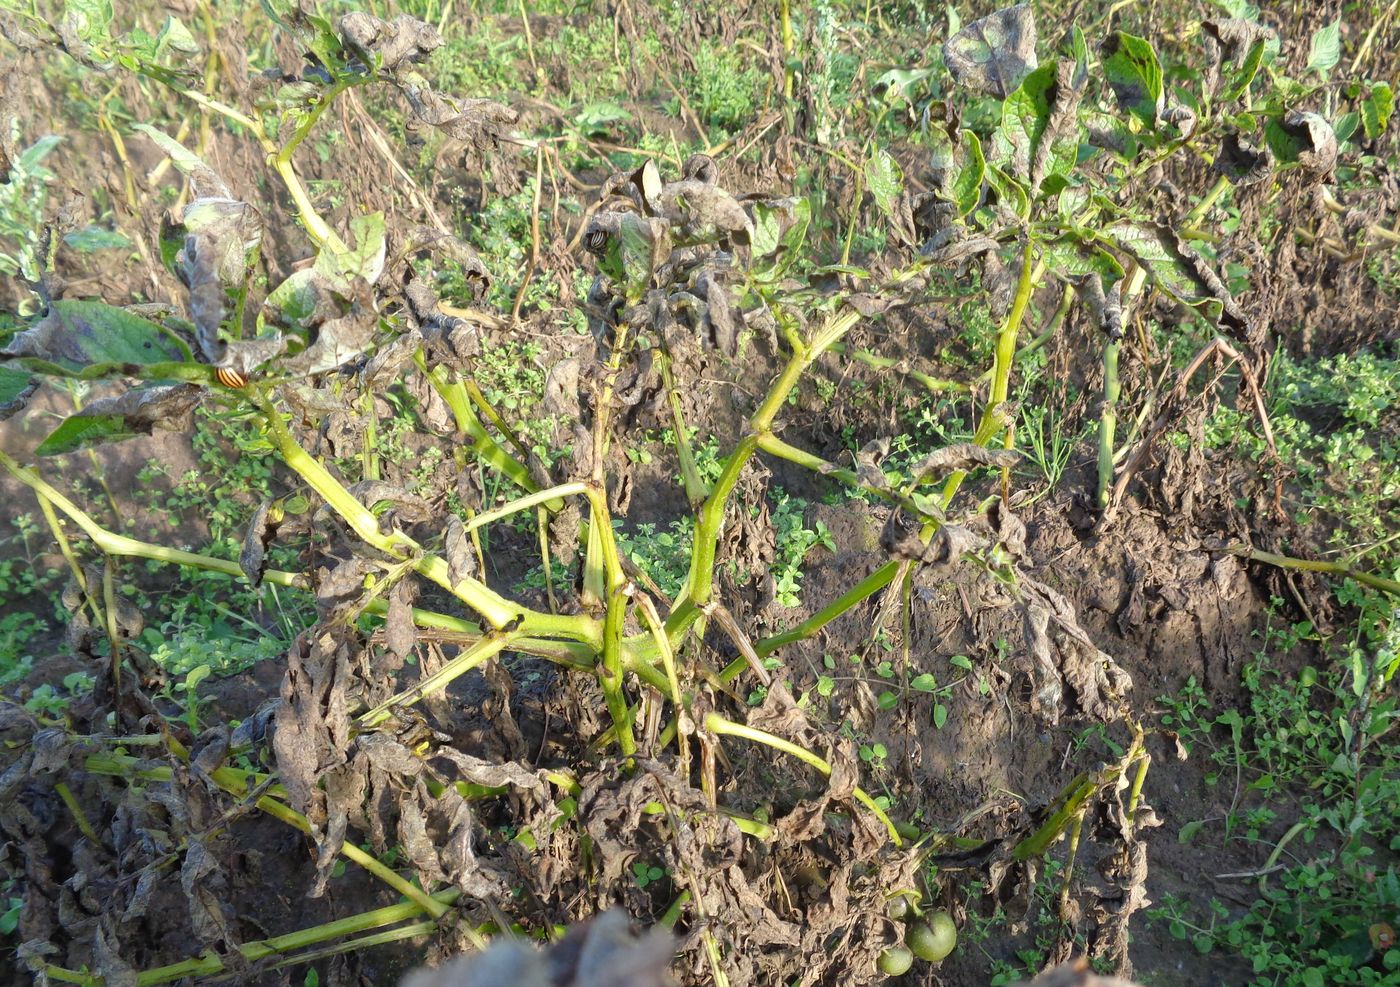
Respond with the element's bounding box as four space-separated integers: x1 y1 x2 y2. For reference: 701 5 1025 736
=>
0 450 308 588
418 353 540 497
750 562 899 665
272 78 352 250
601 583 637 756
939 245 1039 508
681 309 861 615
258 398 597 644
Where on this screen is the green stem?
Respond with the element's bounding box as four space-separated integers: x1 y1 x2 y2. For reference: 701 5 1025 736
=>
746 561 899 668
257 396 597 644
939 245 1039 508
272 78 352 250
0 449 307 588
681 309 861 615
358 633 514 728
705 713 901 846
1229 546 1400 598
45 891 461 986
418 352 540 497
1096 336 1121 510
1013 773 1096 861
1184 173 1231 228
461 482 588 536
601 583 637 756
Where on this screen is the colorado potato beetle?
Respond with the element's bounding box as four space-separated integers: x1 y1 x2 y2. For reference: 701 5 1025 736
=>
215 366 250 389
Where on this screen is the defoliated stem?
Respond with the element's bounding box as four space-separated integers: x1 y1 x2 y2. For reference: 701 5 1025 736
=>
1096 337 1122 510
704 713 902 846
1096 266 1148 509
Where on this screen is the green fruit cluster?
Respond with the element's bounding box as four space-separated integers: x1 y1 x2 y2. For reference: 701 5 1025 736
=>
877 903 958 979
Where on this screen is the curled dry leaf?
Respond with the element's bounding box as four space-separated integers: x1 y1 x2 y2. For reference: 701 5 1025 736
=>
1216 133 1274 186
338 12 443 72
1280 109 1337 176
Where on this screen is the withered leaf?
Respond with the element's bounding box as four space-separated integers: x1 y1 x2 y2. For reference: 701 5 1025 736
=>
338 12 443 71
944 5 1038 99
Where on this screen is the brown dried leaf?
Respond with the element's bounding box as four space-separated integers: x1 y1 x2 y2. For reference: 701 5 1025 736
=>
338 12 443 71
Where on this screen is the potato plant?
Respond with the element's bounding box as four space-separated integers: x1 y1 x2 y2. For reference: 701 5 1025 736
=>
0 2 1393 984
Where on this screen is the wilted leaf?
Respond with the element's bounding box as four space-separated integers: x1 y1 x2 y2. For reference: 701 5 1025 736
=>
337 11 443 71
996 59 1083 190
35 384 203 455
1101 32 1163 129
2 300 186 370
1265 110 1337 175
1103 220 1247 332
863 147 904 218
1041 235 1124 284
1216 133 1273 185
944 5 1038 99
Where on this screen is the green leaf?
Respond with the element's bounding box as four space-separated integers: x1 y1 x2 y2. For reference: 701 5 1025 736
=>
933 703 949 729
184 663 212 693
265 269 322 324
64 0 114 46
1306 20 1341 78
1178 819 1204 844
63 226 132 253
951 130 985 216
864 147 904 218
985 165 1029 220
16 135 62 175
156 15 199 56
0 366 38 413
910 673 937 692
35 413 138 455
751 203 782 259
1363 82 1395 139
574 101 631 136
1101 32 1163 128
617 213 665 302
1041 234 1125 283
1223 38 1267 102
949 654 973 671
318 212 385 285
1334 111 1360 142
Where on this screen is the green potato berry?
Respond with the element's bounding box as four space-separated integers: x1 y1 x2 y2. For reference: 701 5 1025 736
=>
878 946 914 976
886 895 912 921
905 911 957 962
